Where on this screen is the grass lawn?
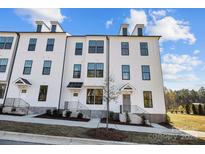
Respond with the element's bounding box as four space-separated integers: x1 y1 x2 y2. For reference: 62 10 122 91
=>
167 113 205 132
0 120 205 144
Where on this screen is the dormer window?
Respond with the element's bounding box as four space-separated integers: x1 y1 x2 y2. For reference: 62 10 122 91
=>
122 28 128 36
51 25 56 32
36 24 42 32
138 28 143 36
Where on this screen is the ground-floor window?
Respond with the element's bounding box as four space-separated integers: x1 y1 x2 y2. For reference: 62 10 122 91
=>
38 85 48 101
0 83 6 99
143 91 153 108
87 89 103 105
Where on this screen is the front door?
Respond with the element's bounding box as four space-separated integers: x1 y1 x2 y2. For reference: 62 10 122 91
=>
123 94 131 112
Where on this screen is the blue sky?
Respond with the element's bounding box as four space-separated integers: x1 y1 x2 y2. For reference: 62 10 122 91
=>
0 8 204 90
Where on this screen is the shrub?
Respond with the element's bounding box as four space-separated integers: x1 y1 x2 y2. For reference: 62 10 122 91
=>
113 113 120 121
198 104 203 115
165 114 171 124
125 112 130 124
191 104 197 114
109 112 114 120
178 105 185 114
66 111 72 118
52 109 59 117
185 104 191 114
141 115 146 125
77 113 83 119
46 109 52 116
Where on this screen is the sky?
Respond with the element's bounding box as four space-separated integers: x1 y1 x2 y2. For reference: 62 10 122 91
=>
0 8 204 90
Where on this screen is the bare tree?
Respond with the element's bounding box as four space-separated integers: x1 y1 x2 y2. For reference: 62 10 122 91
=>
103 76 120 131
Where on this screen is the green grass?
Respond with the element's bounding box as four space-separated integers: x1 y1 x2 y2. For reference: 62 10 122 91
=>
168 113 205 132
0 120 205 144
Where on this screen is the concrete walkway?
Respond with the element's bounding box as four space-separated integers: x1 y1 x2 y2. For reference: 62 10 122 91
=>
0 114 204 137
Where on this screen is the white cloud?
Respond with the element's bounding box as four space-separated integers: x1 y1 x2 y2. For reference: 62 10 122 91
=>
105 18 113 29
15 8 66 24
124 9 147 34
193 50 200 55
148 16 196 44
162 53 202 82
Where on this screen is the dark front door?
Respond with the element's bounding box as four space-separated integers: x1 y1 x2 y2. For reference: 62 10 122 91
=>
123 94 131 112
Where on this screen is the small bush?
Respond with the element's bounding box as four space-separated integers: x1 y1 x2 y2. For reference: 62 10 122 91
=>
46 109 52 116
165 114 171 124
66 111 72 118
185 104 191 114
198 104 203 115
77 113 83 119
141 115 146 125
178 105 185 114
125 112 131 124
191 104 197 114
52 109 59 117
109 112 114 120
113 113 119 121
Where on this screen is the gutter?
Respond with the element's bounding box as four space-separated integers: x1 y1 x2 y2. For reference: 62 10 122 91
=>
3 32 20 107
57 35 68 110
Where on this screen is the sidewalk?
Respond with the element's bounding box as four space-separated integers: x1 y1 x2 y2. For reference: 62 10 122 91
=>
0 114 204 137
0 131 134 145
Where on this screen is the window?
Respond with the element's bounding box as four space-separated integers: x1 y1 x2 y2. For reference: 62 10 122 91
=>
121 42 129 55
42 60 52 75
142 65 150 80
75 42 83 55
0 83 6 99
38 85 48 101
36 24 42 32
140 42 148 56
88 40 104 53
0 37 14 49
73 64 81 78
73 93 78 97
28 38 37 51
122 28 128 36
138 28 143 36
87 89 103 105
122 65 130 80
143 91 153 108
87 63 103 78
23 60 33 75
0 58 8 73
46 38 55 51
21 89 27 93
51 25 56 32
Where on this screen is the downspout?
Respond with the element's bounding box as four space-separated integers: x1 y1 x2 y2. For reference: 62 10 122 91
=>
106 36 110 129
3 32 20 107
57 35 68 111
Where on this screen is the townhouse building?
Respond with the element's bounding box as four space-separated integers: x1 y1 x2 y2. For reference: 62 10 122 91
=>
0 21 166 122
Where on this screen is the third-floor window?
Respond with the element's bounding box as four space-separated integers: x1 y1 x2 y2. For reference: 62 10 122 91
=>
28 38 37 51
0 37 14 49
46 38 55 51
75 42 83 55
140 42 149 56
0 58 8 73
88 40 104 53
121 42 129 55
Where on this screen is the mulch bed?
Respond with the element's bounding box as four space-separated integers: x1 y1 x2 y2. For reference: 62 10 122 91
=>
35 114 90 122
101 118 152 127
159 122 175 129
86 128 128 141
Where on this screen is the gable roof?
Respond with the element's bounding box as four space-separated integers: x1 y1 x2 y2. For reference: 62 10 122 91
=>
14 77 32 86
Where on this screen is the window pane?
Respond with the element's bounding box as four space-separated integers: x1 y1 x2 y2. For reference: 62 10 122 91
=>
140 42 148 56
138 28 143 36
0 59 8 72
121 42 129 55
144 91 153 108
46 39 54 51
38 85 48 101
0 83 6 98
122 28 127 35
51 25 56 32
142 65 150 72
73 64 81 78
36 25 42 32
96 63 103 77
44 61 51 67
122 65 130 80
75 42 83 55
87 89 103 105
43 61 51 75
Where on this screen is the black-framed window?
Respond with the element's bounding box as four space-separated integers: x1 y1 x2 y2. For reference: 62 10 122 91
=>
75 42 83 55
142 65 150 80
0 58 8 73
143 91 153 108
73 64 81 78
42 60 52 75
87 89 103 105
23 60 33 75
138 28 143 36
0 83 6 99
38 85 48 101
28 38 37 51
122 28 128 36
51 25 56 32
122 65 130 80
46 38 55 51
0 37 14 49
87 63 103 78
121 42 129 55
36 24 42 32
140 42 148 56
88 40 104 53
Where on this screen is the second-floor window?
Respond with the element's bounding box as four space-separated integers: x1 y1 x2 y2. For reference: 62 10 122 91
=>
73 64 81 78
0 37 14 49
23 60 33 75
42 60 52 75
87 63 103 78
140 42 148 56
28 38 37 51
46 38 55 51
121 42 129 55
122 65 130 80
75 42 83 55
0 58 8 73
88 40 104 53
142 65 150 80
